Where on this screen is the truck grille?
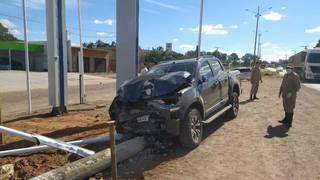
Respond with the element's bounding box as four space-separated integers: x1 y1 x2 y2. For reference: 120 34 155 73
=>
310 66 320 73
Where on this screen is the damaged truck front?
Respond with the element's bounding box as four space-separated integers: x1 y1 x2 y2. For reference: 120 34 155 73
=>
109 58 241 148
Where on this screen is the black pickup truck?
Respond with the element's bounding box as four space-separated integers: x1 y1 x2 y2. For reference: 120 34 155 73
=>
109 57 241 148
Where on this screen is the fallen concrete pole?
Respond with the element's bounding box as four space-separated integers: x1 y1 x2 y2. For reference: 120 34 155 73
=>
32 136 147 180
0 134 124 157
0 126 94 157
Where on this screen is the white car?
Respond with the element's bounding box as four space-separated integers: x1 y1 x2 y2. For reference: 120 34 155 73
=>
232 67 251 81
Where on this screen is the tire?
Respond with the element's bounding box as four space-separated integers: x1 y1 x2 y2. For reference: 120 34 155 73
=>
226 92 239 118
179 108 203 148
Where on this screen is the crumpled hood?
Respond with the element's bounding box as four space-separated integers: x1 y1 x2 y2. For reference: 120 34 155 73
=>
117 71 192 102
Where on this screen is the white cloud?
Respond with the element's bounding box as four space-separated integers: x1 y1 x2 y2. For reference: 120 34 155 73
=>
259 42 292 62
0 19 21 36
0 19 16 29
262 42 279 49
281 6 286 10
96 32 113 37
243 21 249 25
145 0 180 11
94 19 113 25
229 25 239 29
179 27 184 31
10 29 21 36
305 26 320 33
172 38 179 42
179 44 196 52
262 11 284 21
189 24 229 35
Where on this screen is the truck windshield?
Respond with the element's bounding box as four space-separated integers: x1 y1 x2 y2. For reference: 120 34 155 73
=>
148 62 197 77
307 53 320 63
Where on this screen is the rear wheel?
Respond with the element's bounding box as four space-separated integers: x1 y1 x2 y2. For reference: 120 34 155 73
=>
179 108 203 148
226 92 239 118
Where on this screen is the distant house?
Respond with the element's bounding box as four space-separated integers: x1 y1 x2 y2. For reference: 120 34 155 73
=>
0 41 115 73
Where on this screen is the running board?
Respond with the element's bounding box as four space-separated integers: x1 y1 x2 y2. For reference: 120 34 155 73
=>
202 105 232 124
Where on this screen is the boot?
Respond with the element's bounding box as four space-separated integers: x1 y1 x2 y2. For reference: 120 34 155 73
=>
278 113 288 123
254 94 259 100
250 94 253 101
285 113 293 128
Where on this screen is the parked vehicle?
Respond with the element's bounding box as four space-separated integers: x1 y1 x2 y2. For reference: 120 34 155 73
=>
109 58 241 148
289 48 320 80
232 67 251 81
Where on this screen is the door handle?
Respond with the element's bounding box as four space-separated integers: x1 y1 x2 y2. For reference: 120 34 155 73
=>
212 80 220 87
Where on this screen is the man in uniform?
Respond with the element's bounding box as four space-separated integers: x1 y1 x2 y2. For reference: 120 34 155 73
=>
278 65 301 128
250 60 263 100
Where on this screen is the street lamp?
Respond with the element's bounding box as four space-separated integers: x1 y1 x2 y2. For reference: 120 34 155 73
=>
246 6 272 63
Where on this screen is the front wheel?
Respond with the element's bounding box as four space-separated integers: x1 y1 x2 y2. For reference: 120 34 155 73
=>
226 92 239 118
179 108 203 148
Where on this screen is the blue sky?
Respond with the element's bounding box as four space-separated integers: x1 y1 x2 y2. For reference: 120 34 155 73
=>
0 0 319 61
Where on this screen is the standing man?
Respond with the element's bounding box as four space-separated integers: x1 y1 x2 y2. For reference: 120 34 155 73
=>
278 65 301 128
250 60 263 100
139 61 148 76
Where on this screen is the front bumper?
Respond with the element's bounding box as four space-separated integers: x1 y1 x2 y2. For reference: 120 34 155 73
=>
116 101 181 136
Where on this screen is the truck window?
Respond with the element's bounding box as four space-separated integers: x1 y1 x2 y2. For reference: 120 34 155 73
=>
199 61 214 80
208 60 223 76
307 53 320 63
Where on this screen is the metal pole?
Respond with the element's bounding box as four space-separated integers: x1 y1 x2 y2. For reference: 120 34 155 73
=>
197 0 204 59
108 121 118 180
0 95 4 145
8 48 11 70
0 134 124 157
253 6 260 63
77 0 85 104
57 0 67 113
22 0 32 114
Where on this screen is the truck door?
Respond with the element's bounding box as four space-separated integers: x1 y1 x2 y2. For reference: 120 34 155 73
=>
198 61 221 111
209 60 229 100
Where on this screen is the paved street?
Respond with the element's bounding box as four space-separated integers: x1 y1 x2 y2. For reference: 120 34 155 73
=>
0 71 116 117
303 82 320 92
0 70 114 93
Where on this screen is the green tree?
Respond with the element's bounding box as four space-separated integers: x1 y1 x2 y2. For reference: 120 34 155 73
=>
145 46 185 63
0 23 18 41
212 50 227 62
241 53 255 66
228 53 240 64
315 40 320 48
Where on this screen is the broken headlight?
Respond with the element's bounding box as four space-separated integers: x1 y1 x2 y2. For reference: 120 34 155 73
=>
143 80 154 96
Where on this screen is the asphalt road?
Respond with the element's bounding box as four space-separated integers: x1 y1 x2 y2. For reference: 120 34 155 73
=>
303 82 320 91
0 71 116 117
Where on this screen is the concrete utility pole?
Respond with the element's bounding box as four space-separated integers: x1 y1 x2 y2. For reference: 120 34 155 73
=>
246 6 272 64
116 0 139 89
46 0 68 114
77 0 85 104
257 32 262 58
253 6 260 61
197 0 204 59
22 0 32 114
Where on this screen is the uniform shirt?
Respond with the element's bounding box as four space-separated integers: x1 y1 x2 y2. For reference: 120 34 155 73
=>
250 67 262 84
279 72 301 96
